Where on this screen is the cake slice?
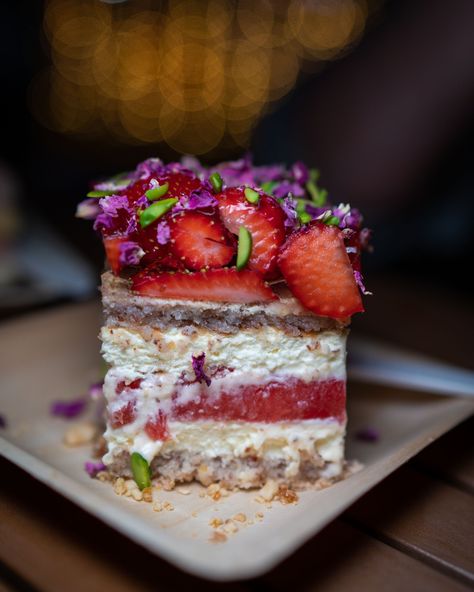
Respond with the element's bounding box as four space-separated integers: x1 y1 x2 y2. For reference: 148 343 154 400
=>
77 156 370 490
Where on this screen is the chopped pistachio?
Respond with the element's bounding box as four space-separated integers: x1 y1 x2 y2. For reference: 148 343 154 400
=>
209 172 223 193
139 198 178 228
236 227 252 270
86 190 113 198
130 452 151 490
261 181 277 194
145 183 169 201
298 211 312 224
244 187 259 204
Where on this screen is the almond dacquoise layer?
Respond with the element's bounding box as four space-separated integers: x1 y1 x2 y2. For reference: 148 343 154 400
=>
77 155 370 491
101 272 349 489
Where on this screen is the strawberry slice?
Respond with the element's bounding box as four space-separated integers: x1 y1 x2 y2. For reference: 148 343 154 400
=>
103 236 127 275
132 267 277 303
169 211 235 270
217 188 285 277
278 222 364 318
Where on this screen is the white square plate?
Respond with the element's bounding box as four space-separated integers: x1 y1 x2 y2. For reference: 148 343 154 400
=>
1 303 473 581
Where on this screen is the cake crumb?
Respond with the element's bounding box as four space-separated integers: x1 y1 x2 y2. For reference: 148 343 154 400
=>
63 422 97 447
113 477 127 496
96 470 112 483
277 485 299 505
130 487 143 501
256 479 279 502
233 513 247 523
209 518 223 528
255 512 264 521
153 501 164 512
210 531 227 544
192 511 198 518
223 520 238 534
176 487 191 495
142 487 153 503
206 483 229 501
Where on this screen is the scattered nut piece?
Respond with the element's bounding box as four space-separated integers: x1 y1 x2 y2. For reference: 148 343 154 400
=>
162 501 174 511
142 487 153 503
277 485 299 504
256 479 279 502
176 488 191 495
223 520 238 534
113 477 127 496
209 518 223 528
153 501 164 512
206 483 229 501
233 513 247 523
130 488 143 502
255 512 264 521
63 422 97 447
96 471 112 483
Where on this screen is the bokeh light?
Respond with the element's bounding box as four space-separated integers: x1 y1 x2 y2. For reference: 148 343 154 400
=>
33 0 373 154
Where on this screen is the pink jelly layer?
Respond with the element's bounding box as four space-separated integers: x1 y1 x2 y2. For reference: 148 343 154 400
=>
110 378 346 439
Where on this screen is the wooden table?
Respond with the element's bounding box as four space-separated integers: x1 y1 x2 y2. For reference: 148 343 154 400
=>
0 275 473 591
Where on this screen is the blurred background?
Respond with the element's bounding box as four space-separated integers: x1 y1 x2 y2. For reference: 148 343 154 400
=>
0 0 473 342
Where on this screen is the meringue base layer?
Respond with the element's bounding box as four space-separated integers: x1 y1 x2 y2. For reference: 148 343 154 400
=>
105 419 345 489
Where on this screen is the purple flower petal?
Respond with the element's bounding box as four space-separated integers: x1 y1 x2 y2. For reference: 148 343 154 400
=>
0 414 7 429
355 427 379 442
156 221 170 245
50 398 87 419
99 195 129 217
181 155 205 176
291 161 309 184
273 182 305 199
280 196 298 230
118 241 144 266
354 270 372 295
88 382 103 400
84 461 107 478
76 199 101 220
187 189 218 210
256 164 286 182
133 157 164 180
191 352 212 387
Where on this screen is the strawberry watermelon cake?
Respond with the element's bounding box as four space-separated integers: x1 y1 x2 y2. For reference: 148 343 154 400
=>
77 155 371 490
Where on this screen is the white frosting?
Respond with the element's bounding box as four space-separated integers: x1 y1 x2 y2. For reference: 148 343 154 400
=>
101 325 346 379
103 419 345 479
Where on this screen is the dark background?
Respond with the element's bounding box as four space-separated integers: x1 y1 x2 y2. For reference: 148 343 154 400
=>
1 0 473 299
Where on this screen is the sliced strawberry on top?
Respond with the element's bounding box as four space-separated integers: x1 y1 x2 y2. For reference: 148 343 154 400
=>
217 188 286 277
104 236 128 275
132 267 277 303
169 211 235 270
278 222 364 318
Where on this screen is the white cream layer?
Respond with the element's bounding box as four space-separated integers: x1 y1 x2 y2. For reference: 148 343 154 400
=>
101 325 347 380
103 419 345 479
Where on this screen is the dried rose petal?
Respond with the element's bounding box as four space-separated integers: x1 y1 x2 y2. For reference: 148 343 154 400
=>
191 352 212 387
118 241 144 266
50 398 86 419
355 427 379 442
84 461 107 477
